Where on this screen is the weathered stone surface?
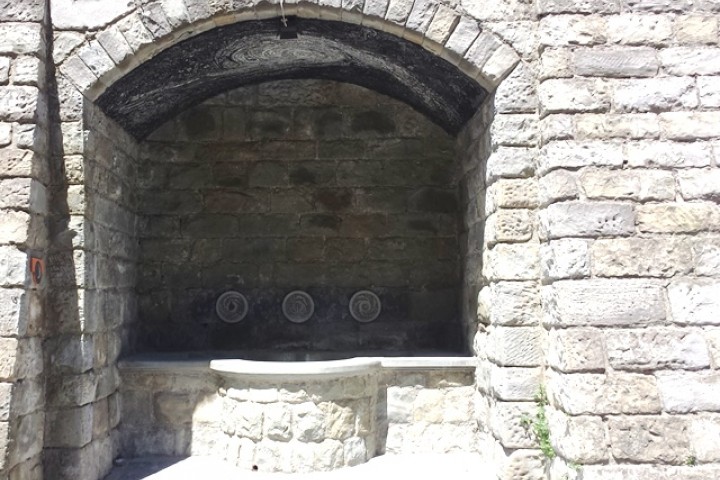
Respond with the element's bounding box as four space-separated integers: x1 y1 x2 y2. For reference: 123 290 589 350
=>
0 24 42 55
581 168 674 201
485 147 536 183
543 280 666 327
623 141 713 167
614 77 698 112
484 243 540 281
582 465 720 480
607 14 672 45
0 210 30 244
573 48 659 77
548 327 605 372
660 47 720 75
490 114 538 147
495 63 537 114
660 111 720 140
690 414 720 462
575 113 660 140
541 238 589 280
591 238 692 277
606 328 710 371
538 15 607 46
479 281 541 326
497 448 545 480
487 327 543 367
608 416 691 464
539 48 571 80
698 76 720 107
444 16 480 58
678 169 720 201
539 78 610 114
541 202 635 239
486 209 533 244
0 86 38 122
488 178 539 209
537 0 619 13
52 0 135 29
548 370 661 415
490 366 542 402
669 280 720 325
490 401 535 449
549 410 609 463
637 203 720 233
657 371 720 413
539 141 623 173
694 238 720 276
44 405 93 448
539 169 578 205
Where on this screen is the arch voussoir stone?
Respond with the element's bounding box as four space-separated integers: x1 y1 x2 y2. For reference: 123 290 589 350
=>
55 0 520 107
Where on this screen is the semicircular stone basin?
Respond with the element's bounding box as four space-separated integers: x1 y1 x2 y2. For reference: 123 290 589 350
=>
210 357 382 472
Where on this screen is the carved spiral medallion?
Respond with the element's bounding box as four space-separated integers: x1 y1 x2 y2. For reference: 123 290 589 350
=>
349 290 381 323
282 290 315 323
216 291 249 323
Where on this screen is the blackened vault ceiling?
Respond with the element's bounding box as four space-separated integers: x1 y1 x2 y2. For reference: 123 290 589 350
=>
97 18 487 139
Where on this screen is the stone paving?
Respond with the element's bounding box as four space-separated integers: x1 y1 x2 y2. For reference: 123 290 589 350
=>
104 454 492 480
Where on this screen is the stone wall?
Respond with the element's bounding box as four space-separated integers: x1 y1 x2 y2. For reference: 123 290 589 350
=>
534 5 720 479
0 0 49 477
135 80 463 353
118 359 477 468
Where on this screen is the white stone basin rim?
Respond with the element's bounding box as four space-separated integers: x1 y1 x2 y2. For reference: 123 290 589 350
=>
210 357 382 380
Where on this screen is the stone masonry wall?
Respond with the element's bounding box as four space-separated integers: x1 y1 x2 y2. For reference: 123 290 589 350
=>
42 101 139 480
136 80 463 354
535 3 720 479
0 0 49 478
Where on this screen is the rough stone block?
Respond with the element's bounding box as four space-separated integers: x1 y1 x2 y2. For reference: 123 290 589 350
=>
487 326 544 367
548 370 661 415
444 16 480 59
541 238 590 280
660 111 720 140
573 48 659 77
538 141 623 173
488 178 539 209
660 47 720 75
153 393 194 425
690 414 720 462
0 24 42 55
657 371 720 413
490 401 536 449
591 238 692 278
537 0 619 13
543 280 666 327
678 169 720 201
606 328 710 371
484 243 540 281
497 448 545 480
614 77 698 112
486 209 533 244
698 76 720 107
423 5 458 47
575 113 660 140
485 147 536 183
490 114 538 147
480 281 541 326
539 48 572 80
693 238 720 276
495 64 537 114
541 202 635 239
539 169 578 205
607 14 672 45
624 141 713 167
548 327 605 372
580 169 675 201
0 210 30 244
539 78 610 114
0 86 38 122
608 415 691 464
538 15 607 46
637 203 720 233
490 366 542 402
44 405 93 448
549 410 609 463
669 280 720 325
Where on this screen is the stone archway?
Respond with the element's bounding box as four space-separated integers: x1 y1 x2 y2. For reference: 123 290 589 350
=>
43 1 545 478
